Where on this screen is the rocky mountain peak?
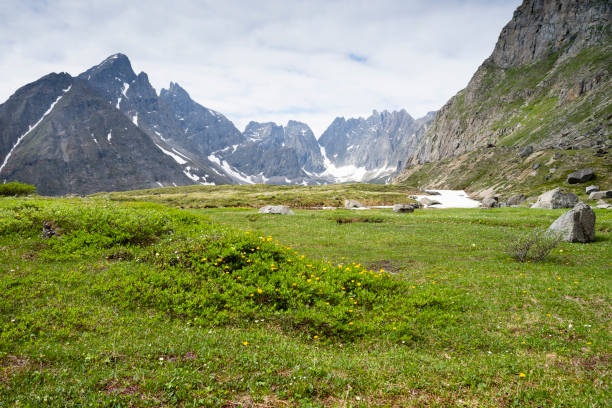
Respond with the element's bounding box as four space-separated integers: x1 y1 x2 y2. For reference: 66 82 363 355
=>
487 0 611 68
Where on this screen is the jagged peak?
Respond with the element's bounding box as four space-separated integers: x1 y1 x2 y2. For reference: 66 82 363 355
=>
79 52 136 81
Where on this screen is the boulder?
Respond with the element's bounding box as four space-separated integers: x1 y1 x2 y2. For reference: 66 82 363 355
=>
519 145 533 158
589 190 612 200
419 197 441 206
481 197 499 208
531 188 579 209
258 205 294 215
393 204 414 213
344 199 363 209
507 194 525 206
585 185 599 194
423 190 441 196
595 200 612 209
567 168 595 184
532 163 541 170
547 203 595 243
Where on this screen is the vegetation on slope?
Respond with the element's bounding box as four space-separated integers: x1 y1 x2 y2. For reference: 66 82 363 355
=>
396 146 612 200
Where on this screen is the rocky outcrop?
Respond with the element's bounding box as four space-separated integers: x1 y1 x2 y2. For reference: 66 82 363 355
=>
548 202 596 243
344 199 364 209
393 204 415 213
589 190 612 200
531 188 579 209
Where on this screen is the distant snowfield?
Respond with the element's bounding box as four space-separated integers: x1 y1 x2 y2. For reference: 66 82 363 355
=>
415 190 481 208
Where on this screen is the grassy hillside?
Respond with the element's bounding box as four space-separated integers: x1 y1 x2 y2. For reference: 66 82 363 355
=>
395 146 612 200
1 196 610 406
92 183 418 208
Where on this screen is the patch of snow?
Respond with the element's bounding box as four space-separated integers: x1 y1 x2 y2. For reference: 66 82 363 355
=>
121 82 130 98
414 190 480 209
156 182 163 187
132 114 138 127
91 133 98 144
183 166 200 182
116 97 122 109
155 144 187 165
171 148 189 160
208 153 255 184
107 130 112 142
153 130 168 142
0 85 71 174
319 146 367 182
284 178 291 184
172 182 177 187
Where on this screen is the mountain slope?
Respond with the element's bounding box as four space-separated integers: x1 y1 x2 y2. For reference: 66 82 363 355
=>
78 54 233 185
396 0 611 196
0 77 198 195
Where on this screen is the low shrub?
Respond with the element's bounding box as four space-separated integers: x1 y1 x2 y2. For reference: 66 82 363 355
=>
0 181 36 196
333 216 384 224
506 229 561 262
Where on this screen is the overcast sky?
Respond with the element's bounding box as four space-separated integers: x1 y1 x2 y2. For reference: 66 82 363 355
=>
1 0 522 136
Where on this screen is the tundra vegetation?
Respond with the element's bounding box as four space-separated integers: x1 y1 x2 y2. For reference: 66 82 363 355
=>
0 188 610 407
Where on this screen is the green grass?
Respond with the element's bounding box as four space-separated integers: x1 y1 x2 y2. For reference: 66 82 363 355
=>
1 196 610 407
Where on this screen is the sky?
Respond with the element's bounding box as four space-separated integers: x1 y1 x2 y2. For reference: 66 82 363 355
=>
0 0 522 136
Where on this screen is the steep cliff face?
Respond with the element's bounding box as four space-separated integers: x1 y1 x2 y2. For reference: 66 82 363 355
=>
409 0 611 166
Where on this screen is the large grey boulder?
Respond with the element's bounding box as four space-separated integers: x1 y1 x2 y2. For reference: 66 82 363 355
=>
258 205 294 215
419 197 441 206
567 168 594 184
344 199 364 209
585 185 599 194
393 204 414 213
589 190 612 200
531 188 579 209
548 203 595 243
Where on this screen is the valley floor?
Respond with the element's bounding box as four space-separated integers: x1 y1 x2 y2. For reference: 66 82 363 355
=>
1 196 610 407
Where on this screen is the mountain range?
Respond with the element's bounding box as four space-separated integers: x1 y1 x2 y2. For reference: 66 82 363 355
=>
1 0 609 197
0 54 432 195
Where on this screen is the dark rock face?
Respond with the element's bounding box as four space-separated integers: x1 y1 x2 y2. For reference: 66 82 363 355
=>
78 56 233 185
0 78 196 195
567 168 595 184
319 110 434 182
548 202 596 243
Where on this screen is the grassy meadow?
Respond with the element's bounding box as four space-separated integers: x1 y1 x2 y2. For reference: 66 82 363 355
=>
0 188 611 407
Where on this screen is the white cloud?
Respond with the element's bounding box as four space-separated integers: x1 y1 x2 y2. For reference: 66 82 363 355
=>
0 0 522 135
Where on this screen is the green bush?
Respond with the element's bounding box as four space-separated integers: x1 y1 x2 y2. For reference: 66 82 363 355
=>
0 181 36 196
506 229 561 262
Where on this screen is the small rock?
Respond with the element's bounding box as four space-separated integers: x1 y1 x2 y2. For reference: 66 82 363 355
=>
344 199 363 209
585 185 599 194
589 190 612 200
423 190 441 196
419 197 441 206
481 197 499 208
595 199 612 209
41 221 59 239
393 204 414 213
531 188 579 209
567 168 595 184
258 205 294 215
519 145 533 158
532 163 541 170
547 203 595 243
